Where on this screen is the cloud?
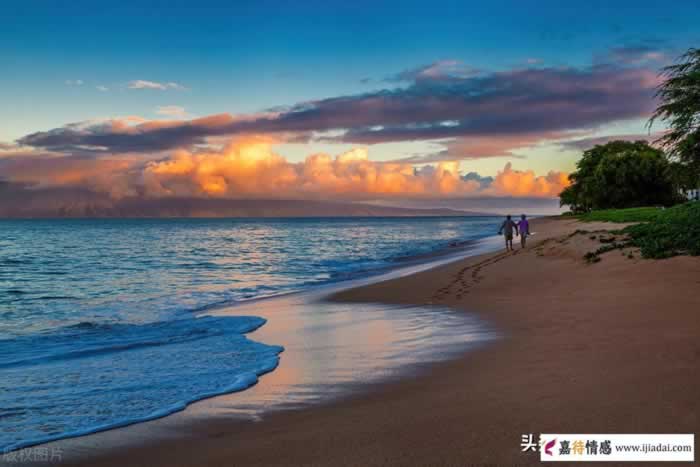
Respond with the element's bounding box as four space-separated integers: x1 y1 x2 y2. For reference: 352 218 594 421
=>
155 106 188 118
65 79 83 86
128 80 185 90
395 132 570 163
326 65 659 145
387 59 480 83
558 132 664 151
607 45 668 65
1 137 568 202
96 85 109 92
485 162 569 198
0 152 141 199
461 172 494 189
140 138 483 199
20 55 659 159
17 114 241 154
0 143 50 158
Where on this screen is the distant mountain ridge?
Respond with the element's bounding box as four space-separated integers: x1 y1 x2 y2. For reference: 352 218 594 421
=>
0 185 492 218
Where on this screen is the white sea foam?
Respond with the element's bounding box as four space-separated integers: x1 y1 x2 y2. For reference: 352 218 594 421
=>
0 316 283 452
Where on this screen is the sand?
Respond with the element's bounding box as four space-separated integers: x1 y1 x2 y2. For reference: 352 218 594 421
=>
56 217 699 466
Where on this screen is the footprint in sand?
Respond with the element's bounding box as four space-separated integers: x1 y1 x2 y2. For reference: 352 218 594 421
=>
432 250 523 301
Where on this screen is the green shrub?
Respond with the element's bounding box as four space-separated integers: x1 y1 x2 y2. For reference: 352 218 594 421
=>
623 202 700 258
584 252 601 263
578 207 663 223
583 240 628 263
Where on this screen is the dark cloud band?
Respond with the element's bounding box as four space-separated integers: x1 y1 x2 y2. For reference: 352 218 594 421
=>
16 59 659 157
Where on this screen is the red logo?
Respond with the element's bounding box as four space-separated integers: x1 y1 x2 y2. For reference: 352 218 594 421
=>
544 438 557 456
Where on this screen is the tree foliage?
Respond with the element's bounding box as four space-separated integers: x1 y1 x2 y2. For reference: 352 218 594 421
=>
648 48 700 165
559 140 681 212
668 160 700 192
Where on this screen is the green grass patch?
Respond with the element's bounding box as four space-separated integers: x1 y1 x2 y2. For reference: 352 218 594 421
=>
622 202 700 259
576 203 700 259
577 207 663 223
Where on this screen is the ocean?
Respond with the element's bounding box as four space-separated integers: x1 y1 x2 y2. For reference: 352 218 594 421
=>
0 216 500 452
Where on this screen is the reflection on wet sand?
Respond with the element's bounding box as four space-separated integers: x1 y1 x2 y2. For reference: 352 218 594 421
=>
198 259 498 420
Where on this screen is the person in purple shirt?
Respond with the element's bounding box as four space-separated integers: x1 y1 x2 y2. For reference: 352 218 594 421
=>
517 214 530 248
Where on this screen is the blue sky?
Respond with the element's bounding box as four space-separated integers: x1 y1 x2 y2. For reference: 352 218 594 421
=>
3 1 697 130
0 0 699 208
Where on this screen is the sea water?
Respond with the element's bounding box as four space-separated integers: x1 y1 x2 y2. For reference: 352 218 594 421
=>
0 217 499 451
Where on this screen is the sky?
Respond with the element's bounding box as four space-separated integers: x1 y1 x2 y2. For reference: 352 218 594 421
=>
1 0 699 213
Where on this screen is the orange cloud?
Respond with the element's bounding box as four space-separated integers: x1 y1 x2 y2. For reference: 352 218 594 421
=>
0 153 140 198
487 162 570 197
2 137 569 200
141 136 481 199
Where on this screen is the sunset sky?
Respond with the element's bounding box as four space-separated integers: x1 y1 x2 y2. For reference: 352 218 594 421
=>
1 1 699 213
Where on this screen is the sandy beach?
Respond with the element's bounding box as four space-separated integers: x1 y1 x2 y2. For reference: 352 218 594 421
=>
51 216 699 466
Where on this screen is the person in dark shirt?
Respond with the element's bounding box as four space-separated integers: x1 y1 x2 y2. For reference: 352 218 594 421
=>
498 215 518 251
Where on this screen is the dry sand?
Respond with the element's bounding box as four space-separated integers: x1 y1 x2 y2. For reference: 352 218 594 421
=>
58 217 699 466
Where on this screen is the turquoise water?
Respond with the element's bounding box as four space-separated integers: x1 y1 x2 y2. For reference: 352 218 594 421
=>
0 217 499 451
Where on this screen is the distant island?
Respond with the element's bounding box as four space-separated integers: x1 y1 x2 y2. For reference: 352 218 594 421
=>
0 185 491 218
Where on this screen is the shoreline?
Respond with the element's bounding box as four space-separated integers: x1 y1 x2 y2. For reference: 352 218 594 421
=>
9 234 503 464
14 216 700 466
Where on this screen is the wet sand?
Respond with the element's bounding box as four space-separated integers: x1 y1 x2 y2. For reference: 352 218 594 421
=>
52 217 699 466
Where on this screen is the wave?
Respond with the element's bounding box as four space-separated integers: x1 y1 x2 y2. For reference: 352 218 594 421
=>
2 362 281 453
0 316 268 369
0 315 283 452
5 289 27 295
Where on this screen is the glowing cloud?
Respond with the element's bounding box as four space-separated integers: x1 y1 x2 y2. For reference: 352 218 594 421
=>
141 137 482 199
487 162 570 197
2 138 568 201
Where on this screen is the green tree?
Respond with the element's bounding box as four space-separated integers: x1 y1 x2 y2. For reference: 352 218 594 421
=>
648 48 700 166
668 160 700 192
559 141 680 212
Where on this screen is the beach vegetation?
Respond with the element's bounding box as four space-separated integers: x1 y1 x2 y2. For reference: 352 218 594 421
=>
623 202 700 258
584 252 601 263
578 207 663 223
584 240 628 263
668 160 700 193
579 203 700 259
559 141 681 213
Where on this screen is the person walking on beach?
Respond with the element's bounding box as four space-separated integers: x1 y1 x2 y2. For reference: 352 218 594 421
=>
498 215 518 251
517 214 530 248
